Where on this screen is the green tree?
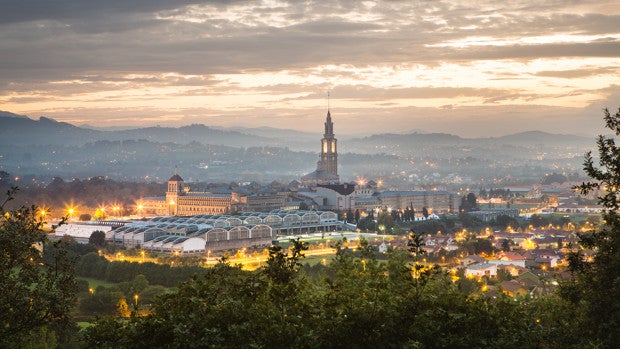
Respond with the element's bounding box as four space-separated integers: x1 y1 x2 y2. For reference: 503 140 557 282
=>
564 107 620 347
376 209 395 233
79 286 126 316
89 230 106 247
0 188 77 347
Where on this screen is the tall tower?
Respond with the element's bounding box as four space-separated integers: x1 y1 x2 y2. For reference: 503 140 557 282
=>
318 109 338 176
166 171 184 215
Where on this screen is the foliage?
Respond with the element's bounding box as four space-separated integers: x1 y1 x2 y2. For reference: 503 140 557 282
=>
356 215 376 231
376 209 396 233
89 230 106 247
83 240 588 349
0 187 77 347
541 172 567 185
79 286 126 316
75 251 207 287
494 214 520 229
408 218 448 235
460 237 495 256
459 192 479 212
564 107 620 347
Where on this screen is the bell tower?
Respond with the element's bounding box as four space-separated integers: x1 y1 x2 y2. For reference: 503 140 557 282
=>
318 107 338 176
166 169 184 215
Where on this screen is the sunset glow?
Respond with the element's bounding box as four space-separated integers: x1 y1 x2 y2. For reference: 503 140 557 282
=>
1 0 618 136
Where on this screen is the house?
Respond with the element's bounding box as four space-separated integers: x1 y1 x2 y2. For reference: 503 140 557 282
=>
465 262 497 278
497 264 528 277
461 254 485 266
500 280 529 297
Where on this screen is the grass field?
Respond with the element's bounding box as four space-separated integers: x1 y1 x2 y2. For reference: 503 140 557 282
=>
76 322 93 329
78 277 116 289
301 254 337 266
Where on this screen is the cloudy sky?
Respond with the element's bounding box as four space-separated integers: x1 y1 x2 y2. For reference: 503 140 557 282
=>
1 0 619 137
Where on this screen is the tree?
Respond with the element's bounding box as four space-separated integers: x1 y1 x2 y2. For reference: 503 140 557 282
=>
357 215 376 231
0 188 77 347
564 107 620 347
459 192 479 212
422 206 429 218
501 238 511 252
376 209 395 233
89 230 106 247
407 229 425 261
495 214 519 229
264 239 307 285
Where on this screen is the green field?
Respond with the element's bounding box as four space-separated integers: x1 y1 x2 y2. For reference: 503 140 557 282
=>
76 322 93 329
78 277 116 289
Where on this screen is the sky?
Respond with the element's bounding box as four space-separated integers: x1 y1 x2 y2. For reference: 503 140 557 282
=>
1 0 619 137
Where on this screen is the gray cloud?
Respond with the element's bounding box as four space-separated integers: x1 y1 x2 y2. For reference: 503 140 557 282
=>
1 0 619 136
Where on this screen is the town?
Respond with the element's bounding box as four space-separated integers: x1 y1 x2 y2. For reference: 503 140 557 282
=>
37 108 601 305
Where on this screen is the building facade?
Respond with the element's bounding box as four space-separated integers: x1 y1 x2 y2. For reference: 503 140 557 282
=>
371 190 460 214
140 173 235 216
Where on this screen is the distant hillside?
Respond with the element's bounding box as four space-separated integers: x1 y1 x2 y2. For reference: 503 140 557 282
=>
491 131 592 147
0 111 29 119
0 112 274 148
227 126 317 151
343 130 594 158
0 112 99 146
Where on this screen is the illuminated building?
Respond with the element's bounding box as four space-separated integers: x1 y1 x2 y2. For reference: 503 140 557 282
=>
140 172 234 216
302 108 340 186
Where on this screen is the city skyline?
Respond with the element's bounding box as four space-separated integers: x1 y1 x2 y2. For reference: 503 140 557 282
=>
2 0 619 137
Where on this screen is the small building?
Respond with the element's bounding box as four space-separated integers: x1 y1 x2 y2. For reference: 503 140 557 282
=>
500 280 529 297
461 254 485 266
465 262 497 278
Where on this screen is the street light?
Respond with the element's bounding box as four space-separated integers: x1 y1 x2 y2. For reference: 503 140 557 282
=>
67 207 75 220
134 294 139 307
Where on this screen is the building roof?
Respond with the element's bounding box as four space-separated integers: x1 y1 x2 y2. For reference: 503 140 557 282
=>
466 262 496 270
501 280 528 293
316 183 355 196
355 196 380 203
169 174 184 182
379 190 450 197
302 169 339 180
143 196 166 201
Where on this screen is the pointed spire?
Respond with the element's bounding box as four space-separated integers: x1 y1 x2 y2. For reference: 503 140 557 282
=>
327 91 330 112
326 91 332 122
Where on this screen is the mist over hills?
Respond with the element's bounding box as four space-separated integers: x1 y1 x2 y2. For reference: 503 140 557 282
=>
0 111 596 186
0 111 272 148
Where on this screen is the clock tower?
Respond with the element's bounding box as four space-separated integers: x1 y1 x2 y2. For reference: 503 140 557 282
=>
318 109 338 176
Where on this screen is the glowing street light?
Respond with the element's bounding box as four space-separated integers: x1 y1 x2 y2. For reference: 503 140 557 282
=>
67 207 75 219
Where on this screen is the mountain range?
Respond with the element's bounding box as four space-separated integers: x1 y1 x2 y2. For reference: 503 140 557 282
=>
0 111 594 152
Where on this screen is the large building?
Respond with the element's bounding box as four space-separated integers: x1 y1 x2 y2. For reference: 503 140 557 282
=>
298 108 460 214
140 173 235 216
106 210 340 253
374 190 460 214
302 108 340 186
